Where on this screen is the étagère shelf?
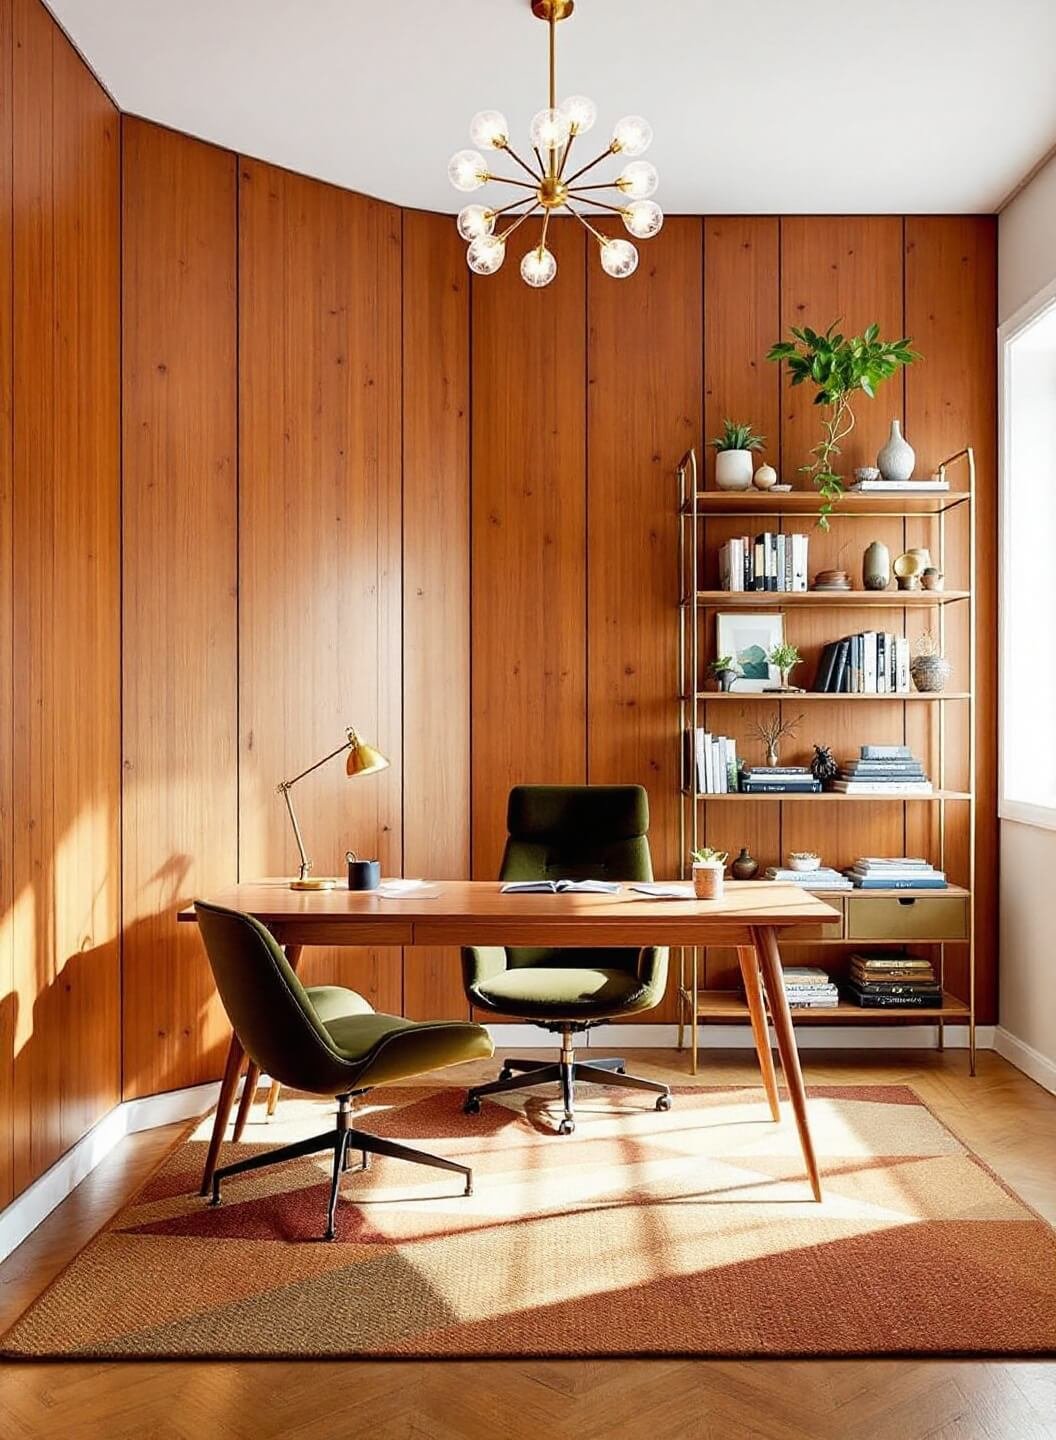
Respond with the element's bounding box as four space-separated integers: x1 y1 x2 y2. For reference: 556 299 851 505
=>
675 447 978 1075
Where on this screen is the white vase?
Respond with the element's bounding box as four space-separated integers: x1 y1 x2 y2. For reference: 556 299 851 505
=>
753 463 778 490
877 420 915 483
715 450 753 491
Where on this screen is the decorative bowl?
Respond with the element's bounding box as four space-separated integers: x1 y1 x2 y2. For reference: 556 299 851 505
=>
788 852 821 872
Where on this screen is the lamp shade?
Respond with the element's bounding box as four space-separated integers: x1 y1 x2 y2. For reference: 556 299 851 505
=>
346 732 389 778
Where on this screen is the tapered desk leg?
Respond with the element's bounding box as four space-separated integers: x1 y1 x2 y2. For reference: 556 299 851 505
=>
200 1032 245 1196
737 945 781 1123
232 1062 260 1142
752 926 822 1202
199 943 303 1196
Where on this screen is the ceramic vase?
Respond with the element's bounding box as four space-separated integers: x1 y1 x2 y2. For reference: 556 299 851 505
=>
731 847 758 880
911 654 951 693
753 463 778 491
877 419 915 482
714 450 754 491
863 540 891 591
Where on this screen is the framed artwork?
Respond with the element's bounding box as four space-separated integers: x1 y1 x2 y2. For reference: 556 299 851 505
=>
716 612 784 693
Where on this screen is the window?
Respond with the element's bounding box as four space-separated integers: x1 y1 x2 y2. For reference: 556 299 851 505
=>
1000 279 1056 827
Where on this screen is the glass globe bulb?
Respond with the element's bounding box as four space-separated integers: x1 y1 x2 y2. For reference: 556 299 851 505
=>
617 160 659 199
469 109 509 150
530 107 572 152
560 95 597 136
622 199 664 239
520 245 557 288
612 114 653 156
457 204 495 242
466 234 506 276
600 238 639 280
448 149 488 193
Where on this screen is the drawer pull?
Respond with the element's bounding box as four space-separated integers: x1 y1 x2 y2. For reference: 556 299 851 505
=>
898 898 916 907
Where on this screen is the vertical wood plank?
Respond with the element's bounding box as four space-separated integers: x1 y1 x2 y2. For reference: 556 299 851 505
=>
121 119 238 1097
588 218 701 1020
402 210 471 1020
0 0 14 1209
238 160 403 1003
471 219 588 881
905 215 997 1021
12 0 120 1192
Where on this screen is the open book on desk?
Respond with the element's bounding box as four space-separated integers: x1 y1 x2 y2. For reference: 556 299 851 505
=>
500 880 620 895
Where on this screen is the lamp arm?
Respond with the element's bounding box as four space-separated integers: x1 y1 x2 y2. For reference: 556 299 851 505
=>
280 783 312 882
278 730 355 790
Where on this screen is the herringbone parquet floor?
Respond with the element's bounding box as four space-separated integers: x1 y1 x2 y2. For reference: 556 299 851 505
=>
2 1049 1054 1440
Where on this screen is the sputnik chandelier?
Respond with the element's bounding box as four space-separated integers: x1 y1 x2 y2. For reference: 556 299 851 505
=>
447 0 661 287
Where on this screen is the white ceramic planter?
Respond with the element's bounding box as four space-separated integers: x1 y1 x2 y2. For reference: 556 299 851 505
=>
714 450 754 491
692 862 724 899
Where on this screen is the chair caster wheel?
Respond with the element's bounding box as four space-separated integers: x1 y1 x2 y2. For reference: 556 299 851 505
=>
498 1067 513 1082
656 1095 672 1112
464 1181 473 1197
464 1096 481 1115
558 1118 575 1136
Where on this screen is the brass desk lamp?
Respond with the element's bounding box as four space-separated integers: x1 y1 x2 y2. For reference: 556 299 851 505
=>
276 727 389 891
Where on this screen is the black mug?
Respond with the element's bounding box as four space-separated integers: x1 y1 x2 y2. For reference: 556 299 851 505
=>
346 857 381 892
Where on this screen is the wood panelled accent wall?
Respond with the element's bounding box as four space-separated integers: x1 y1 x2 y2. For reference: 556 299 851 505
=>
119 122 997 1088
0 0 120 1202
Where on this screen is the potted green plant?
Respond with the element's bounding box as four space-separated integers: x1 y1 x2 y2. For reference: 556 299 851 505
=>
709 655 736 692
691 846 729 900
767 642 802 691
710 419 766 492
766 323 918 527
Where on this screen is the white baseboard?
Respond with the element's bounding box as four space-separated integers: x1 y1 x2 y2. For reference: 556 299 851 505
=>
490 1023 996 1052
995 1026 1056 1095
0 1081 221 1265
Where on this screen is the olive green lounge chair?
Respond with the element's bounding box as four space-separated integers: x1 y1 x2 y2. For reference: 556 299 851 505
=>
196 901 494 1239
462 785 670 1134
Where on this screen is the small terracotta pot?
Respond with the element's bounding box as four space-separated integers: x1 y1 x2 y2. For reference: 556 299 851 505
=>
692 863 724 900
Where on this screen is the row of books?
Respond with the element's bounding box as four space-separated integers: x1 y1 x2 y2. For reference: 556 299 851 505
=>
832 746 933 796
845 857 947 890
758 956 945 1013
718 533 809 593
691 729 739 793
813 633 912 694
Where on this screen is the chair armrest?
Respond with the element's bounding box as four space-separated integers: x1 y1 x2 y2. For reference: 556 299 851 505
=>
461 946 508 990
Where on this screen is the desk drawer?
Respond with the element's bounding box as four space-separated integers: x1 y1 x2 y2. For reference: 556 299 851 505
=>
846 895 968 942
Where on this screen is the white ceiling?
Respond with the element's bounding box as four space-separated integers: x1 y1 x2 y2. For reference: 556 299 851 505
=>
48 0 1056 214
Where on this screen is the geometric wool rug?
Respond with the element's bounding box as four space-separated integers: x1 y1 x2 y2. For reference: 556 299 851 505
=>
5 1083 1056 1359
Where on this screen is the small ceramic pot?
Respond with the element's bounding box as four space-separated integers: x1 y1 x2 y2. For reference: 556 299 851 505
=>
906 547 932 571
714 450 754 491
854 466 881 483
731 846 759 881
788 853 821 873
753 463 778 491
863 541 891 591
921 567 944 592
692 863 724 900
911 654 951 693
877 419 916 482
896 574 921 591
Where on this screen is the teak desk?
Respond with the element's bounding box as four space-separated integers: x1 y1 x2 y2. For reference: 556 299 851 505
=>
179 881 841 1201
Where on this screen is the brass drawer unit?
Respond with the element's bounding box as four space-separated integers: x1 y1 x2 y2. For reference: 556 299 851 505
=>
845 894 969 943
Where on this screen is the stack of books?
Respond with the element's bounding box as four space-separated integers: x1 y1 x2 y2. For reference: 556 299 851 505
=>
739 766 821 795
764 865 852 891
844 857 948 889
690 728 739 794
718 533 809 593
849 476 950 495
778 968 840 1009
812 633 911 694
845 952 943 1008
831 745 933 795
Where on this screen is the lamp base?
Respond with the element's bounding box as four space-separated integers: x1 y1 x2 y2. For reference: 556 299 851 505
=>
289 877 337 892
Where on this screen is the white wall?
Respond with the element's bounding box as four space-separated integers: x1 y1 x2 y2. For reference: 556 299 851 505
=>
998 150 1056 1091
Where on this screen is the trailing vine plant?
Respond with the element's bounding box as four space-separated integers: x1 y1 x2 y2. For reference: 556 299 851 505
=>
766 322 918 528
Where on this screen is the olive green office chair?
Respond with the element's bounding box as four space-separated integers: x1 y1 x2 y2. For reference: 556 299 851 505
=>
196 901 494 1240
462 785 670 1134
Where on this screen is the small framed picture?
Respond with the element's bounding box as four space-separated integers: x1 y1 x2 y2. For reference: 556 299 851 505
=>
716 612 783 693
